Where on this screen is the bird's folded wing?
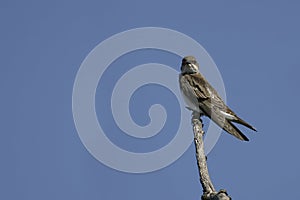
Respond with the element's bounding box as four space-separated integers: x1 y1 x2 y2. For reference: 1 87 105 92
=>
185 73 211 100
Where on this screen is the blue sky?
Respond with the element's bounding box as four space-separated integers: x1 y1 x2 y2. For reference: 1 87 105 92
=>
1 1 300 200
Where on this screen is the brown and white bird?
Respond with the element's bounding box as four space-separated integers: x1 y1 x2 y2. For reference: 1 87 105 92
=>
179 56 256 141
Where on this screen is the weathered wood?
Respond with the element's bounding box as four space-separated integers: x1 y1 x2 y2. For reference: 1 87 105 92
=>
192 111 231 200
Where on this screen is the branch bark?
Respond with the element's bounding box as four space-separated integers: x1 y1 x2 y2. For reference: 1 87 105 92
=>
192 111 231 200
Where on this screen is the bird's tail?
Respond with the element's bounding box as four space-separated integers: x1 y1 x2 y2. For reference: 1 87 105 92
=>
221 120 249 141
232 117 257 132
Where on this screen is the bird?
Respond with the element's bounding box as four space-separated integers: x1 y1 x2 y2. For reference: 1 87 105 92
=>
179 56 256 141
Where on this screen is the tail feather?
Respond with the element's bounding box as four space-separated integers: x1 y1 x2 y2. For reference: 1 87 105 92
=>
223 120 249 141
210 114 249 141
200 106 253 141
233 117 257 132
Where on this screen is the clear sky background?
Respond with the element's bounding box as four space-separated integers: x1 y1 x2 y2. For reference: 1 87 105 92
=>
1 1 300 200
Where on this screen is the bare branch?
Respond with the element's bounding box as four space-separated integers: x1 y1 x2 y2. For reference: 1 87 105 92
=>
192 111 231 200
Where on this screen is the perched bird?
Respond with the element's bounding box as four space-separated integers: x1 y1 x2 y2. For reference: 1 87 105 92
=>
179 56 256 141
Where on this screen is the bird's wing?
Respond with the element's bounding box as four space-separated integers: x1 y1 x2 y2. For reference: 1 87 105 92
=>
184 73 211 100
188 73 229 110
182 73 253 140
185 73 226 115
187 74 248 139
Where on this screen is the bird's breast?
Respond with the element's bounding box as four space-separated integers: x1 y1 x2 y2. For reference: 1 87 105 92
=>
179 75 203 113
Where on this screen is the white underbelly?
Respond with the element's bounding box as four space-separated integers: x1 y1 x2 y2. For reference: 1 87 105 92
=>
181 90 204 114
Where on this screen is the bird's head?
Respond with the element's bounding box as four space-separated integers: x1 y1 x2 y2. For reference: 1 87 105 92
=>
181 56 199 74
